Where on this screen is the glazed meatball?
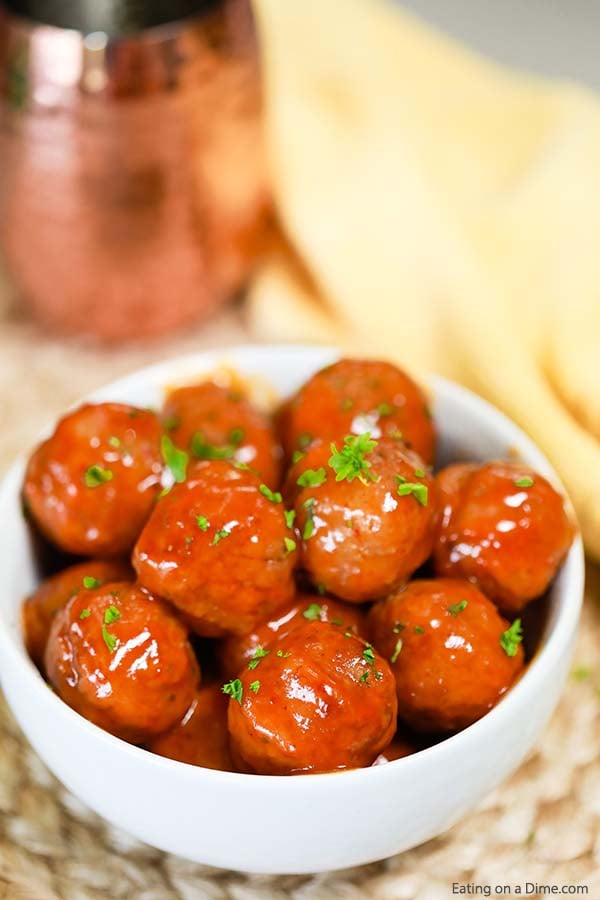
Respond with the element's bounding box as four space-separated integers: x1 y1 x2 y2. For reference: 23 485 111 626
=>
23 403 163 556
133 460 298 636
162 382 282 488
279 359 435 463
23 559 132 670
218 591 366 677
148 684 234 771
226 622 397 774
368 579 525 733
45 583 199 743
288 436 436 602
433 462 574 614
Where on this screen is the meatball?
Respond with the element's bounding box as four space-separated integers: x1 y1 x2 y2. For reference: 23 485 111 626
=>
368 579 525 733
288 436 436 602
23 403 163 556
133 460 298 636
23 559 132 670
218 591 366 677
279 358 435 463
162 382 282 488
433 462 574 614
45 583 199 743
148 684 234 771
226 622 397 774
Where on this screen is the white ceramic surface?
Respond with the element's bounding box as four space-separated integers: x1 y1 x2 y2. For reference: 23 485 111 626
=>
0 345 585 874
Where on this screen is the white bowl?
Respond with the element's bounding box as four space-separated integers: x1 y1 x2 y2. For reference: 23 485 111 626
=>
0 345 584 874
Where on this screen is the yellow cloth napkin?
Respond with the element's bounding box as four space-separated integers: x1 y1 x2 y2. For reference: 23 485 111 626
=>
249 0 600 560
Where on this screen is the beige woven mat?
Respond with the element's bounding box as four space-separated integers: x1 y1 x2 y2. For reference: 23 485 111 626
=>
0 281 599 900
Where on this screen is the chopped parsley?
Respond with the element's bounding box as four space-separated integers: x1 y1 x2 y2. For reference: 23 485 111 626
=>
360 671 370 684
196 515 210 531
392 623 405 634
448 600 468 617
500 619 523 657
259 484 283 503
414 468 426 478
276 649 291 658
377 402 393 417
302 498 316 540
292 450 305 464
102 625 118 653
328 433 378 484
284 509 296 529
283 536 296 554
79 609 91 620
514 476 535 488
229 427 245 446
222 678 243 704
249 680 260 694
298 433 313 450
414 626 425 634
211 527 231 546
190 431 234 461
362 645 376 665
390 639 403 664
296 468 327 488
104 605 120 625
82 576 100 589
396 475 428 507
84 465 113 488
108 436 121 449
303 603 322 621
248 647 270 670
161 435 188 483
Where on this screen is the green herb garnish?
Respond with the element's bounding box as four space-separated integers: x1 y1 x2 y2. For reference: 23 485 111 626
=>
448 600 468 617
292 450 305 464
303 603 322 621
211 528 231 546
222 679 243 704
298 433 313 450
196 515 209 531
229 427 245 446
390 639 403 664
396 475 428 507
248 647 270 670
377 402 393 417
190 431 234 461
161 435 188 483
102 625 118 653
84 465 113 488
392 623 405 634
328 433 378 484
284 509 296 529
414 626 425 634
259 484 283 503
108 436 121 449
163 415 181 431
83 576 100 590
276 650 291 658
303 498 316 540
104 605 120 625
514 476 534 489
249 680 260 694
500 619 523 657
284 536 296 554
362 645 376 666
296 468 327 488
79 609 91 620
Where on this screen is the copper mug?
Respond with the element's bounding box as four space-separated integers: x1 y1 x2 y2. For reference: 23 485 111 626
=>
0 0 269 341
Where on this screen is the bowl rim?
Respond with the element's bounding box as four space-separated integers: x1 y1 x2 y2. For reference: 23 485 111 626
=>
0 343 585 789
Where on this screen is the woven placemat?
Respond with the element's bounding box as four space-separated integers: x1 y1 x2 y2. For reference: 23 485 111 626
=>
0 281 598 900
